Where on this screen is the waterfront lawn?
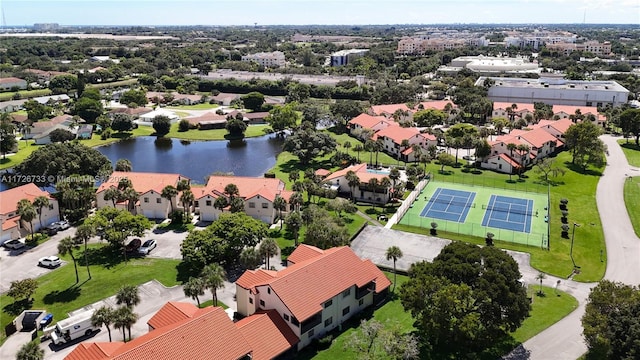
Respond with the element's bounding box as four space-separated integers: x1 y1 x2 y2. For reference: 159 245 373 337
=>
0 139 39 170
0 89 52 102
79 126 156 147
166 123 272 140
618 139 640 167
0 244 181 345
624 176 640 237
166 103 219 110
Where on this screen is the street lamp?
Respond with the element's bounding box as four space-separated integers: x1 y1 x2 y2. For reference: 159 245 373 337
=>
570 223 581 269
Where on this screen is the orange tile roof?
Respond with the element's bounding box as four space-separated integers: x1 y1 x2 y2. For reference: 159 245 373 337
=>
416 100 457 111
374 126 435 144
0 77 25 84
2 216 20 231
286 244 324 264
236 310 299 360
237 245 391 322
96 172 186 196
515 128 559 148
147 302 202 330
65 307 252 360
314 169 332 177
199 176 286 202
493 102 535 112
348 113 392 129
0 183 53 216
544 118 573 133
498 154 521 168
552 105 598 116
109 107 152 116
323 163 390 184
370 103 411 116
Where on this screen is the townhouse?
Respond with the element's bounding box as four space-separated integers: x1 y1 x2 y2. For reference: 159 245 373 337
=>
323 163 392 204
95 172 188 219
236 245 391 350
0 183 59 244
0 77 27 91
23 114 74 143
552 105 606 126
373 126 437 162
491 102 535 120
194 176 293 224
348 113 395 136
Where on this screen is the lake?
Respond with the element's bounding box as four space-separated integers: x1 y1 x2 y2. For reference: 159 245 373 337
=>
96 135 284 185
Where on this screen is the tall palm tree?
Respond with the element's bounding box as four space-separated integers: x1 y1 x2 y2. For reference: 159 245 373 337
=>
517 144 531 175
180 189 194 222
16 341 44 360
224 183 239 203
75 224 95 279
288 171 300 184
345 171 361 202
506 143 517 158
113 306 137 342
288 192 303 212
388 168 400 198
273 195 287 229
385 246 403 291
201 263 226 306
259 238 279 269
374 139 385 167
32 195 50 231
183 277 206 307
117 178 132 192
120 187 139 213
176 179 191 192
536 272 546 295
353 143 364 163
343 140 351 155
103 187 120 208
116 284 140 308
17 199 37 241
364 139 375 165
58 236 80 284
161 185 178 214
399 139 410 165
91 306 115 342
284 211 303 247
229 197 245 213
380 177 392 199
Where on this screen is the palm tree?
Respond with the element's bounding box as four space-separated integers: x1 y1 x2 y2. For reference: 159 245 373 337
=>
201 264 226 306
273 195 287 229
58 236 80 284
224 183 239 202
364 139 375 165
506 143 517 158
374 139 384 167
120 187 139 213
380 177 391 198
32 195 50 231
114 159 132 172
345 170 361 202
103 187 120 208
399 139 410 165
161 185 178 214
353 143 364 163
75 224 95 279
16 341 44 360
117 177 133 192
91 306 115 342
183 277 206 307
17 199 37 241
116 284 141 308
343 140 351 155
288 192 303 212
176 179 191 192
385 246 403 291
288 171 300 184
517 144 531 175
113 306 137 342
284 211 303 246
388 168 400 199
259 238 279 269
229 197 245 213
180 189 194 222
213 196 228 217
536 272 546 295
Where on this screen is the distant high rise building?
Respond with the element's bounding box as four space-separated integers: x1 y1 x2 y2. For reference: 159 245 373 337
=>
33 23 60 31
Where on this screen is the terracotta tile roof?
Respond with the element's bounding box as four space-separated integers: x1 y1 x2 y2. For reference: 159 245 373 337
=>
147 302 202 330
286 244 324 264
515 128 559 148
348 113 392 129
96 171 186 196
9 114 28 123
0 77 26 84
186 111 227 125
173 93 202 102
498 154 521 168
373 126 435 144
314 169 331 177
25 69 67 78
65 307 252 360
2 216 20 231
236 310 299 360
237 245 391 322
236 269 278 294
543 118 573 133
416 100 457 111
324 163 367 182
552 105 598 116
198 176 286 202
370 103 411 116
244 112 269 119
0 183 53 216
493 102 535 112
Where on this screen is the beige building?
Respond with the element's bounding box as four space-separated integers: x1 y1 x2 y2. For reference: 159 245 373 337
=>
323 163 392 204
1 183 59 243
546 41 612 57
241 51 286 67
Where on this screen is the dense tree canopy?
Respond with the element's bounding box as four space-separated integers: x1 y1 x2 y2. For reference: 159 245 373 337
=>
620 109 640 145
267 103 300 134
283 122 337 165
49 128 76 143
399 242 530 356
119 89 148 107
152 115 172 137
241 91 265 111
564 121 606 171
111 113 134 132
413 109 447 127
74 95 104 123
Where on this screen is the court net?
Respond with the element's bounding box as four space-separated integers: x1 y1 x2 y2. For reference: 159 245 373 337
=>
425 197 475 208
482 204 533 216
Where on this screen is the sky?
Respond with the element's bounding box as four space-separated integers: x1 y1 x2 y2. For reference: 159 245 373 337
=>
1 0 639 26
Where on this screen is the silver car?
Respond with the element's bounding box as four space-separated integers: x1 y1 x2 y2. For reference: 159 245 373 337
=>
138 239 157 255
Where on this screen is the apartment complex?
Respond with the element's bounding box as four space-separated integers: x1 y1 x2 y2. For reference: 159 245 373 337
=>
546 41 612 56
397 30 488 55
504 31 577 50
241 51 286 67
330 49 369 66
0 183 59 244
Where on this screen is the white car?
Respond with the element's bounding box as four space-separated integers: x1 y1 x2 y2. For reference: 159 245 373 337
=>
39 256 62 268
138 239 157 255
3 238 26 250
52 221 71 230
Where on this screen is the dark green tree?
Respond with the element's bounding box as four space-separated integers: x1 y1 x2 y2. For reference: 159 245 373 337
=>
49 128 76 143
74 97 104 123
564 121 606 171
620 109 640 145
16 341 44 360
241 91 265 111
111 113 134 132
283 122 337 165
225 117 247 138
119 89 148 107
267 103 300 135
152 115 172 137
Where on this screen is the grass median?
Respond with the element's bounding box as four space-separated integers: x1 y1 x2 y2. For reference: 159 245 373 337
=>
617 139 640 167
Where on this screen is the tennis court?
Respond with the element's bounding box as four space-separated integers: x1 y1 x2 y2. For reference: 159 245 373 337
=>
420 188 476 223
481 195 534 233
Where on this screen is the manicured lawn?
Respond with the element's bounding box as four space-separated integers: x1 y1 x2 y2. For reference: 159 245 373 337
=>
618 139 640 167
198 300 228 309
78 127 156 148
624 176 640 238
0 89 52 102
166 123 272 141
0 139 40 170
166 103 219 110
90 79 138 89
0 244 181 345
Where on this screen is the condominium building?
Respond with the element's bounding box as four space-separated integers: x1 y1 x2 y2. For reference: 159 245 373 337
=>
330 49 369 66
241 51 286 68
546 41 612 57
504 31 577 50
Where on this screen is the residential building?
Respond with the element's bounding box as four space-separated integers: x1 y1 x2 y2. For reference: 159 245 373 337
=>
241 51 286 68
137 109 180 125
108 107 153 118
373 126 437 162
210 92 242 106
477 77 629 107
546 41 612 57
24 114 74 142
0 99 27 113
0 77 27 91
33 23 60 31
348 113 395 135
369 103 412 118
95 172 188 219
24 69 68 83
330 49 369 66
324 163 392 204
491 102 535 120
194 176 293 223
504 31 577 50
551 104 605 125
33 94 71 105
397 35 487 55
531 118 574 142
1 183 59 244
236 245 391 350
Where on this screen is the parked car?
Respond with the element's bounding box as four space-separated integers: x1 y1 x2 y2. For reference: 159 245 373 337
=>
52 220 71 231
39 256 62 268
40 313 53 330
138 239 157 255
125 238 142 253
3 238 26 250
43 223 60 235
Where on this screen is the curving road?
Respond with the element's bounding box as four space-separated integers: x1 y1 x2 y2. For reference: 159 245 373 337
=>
506 135 640 359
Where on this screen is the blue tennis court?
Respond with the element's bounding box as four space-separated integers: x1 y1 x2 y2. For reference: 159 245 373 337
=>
420 188 476 223
481 195 533 233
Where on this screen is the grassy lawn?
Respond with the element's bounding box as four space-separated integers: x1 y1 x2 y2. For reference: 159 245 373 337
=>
166 123 272 141
0 89 52 102
198 300 228 309
618 139 640 167
624 176 640 238
90 79 138 89
301 274 578 359
78 127 156 148
0 244 181 345
0 139 40 170
166 103 219 110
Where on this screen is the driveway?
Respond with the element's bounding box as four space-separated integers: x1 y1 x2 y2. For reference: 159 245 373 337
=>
0 227 75 293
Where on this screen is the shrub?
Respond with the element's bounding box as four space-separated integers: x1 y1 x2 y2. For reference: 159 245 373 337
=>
486 232 495 246
178 119 190 132
100 128 112 140
170 210 185 224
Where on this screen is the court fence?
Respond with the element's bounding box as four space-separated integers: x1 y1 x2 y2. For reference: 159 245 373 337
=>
385 173 431 229
401 212 548 249
431 172 547 194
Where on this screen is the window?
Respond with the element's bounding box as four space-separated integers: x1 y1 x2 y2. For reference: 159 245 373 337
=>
291 317 299 327
342 306 350 316
342 288 351 298
359 299 364 306
249 202 256 208
324 317 333 327
156 198 161 204
259 300 265 307
194 201 199 207
48 205 54 210
262 203 268 209
205 200 212 206
144 197 149 203
324 299 333 308
308 329 314 337
249 298 253 304
284 314 290 321
267 288 271 294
